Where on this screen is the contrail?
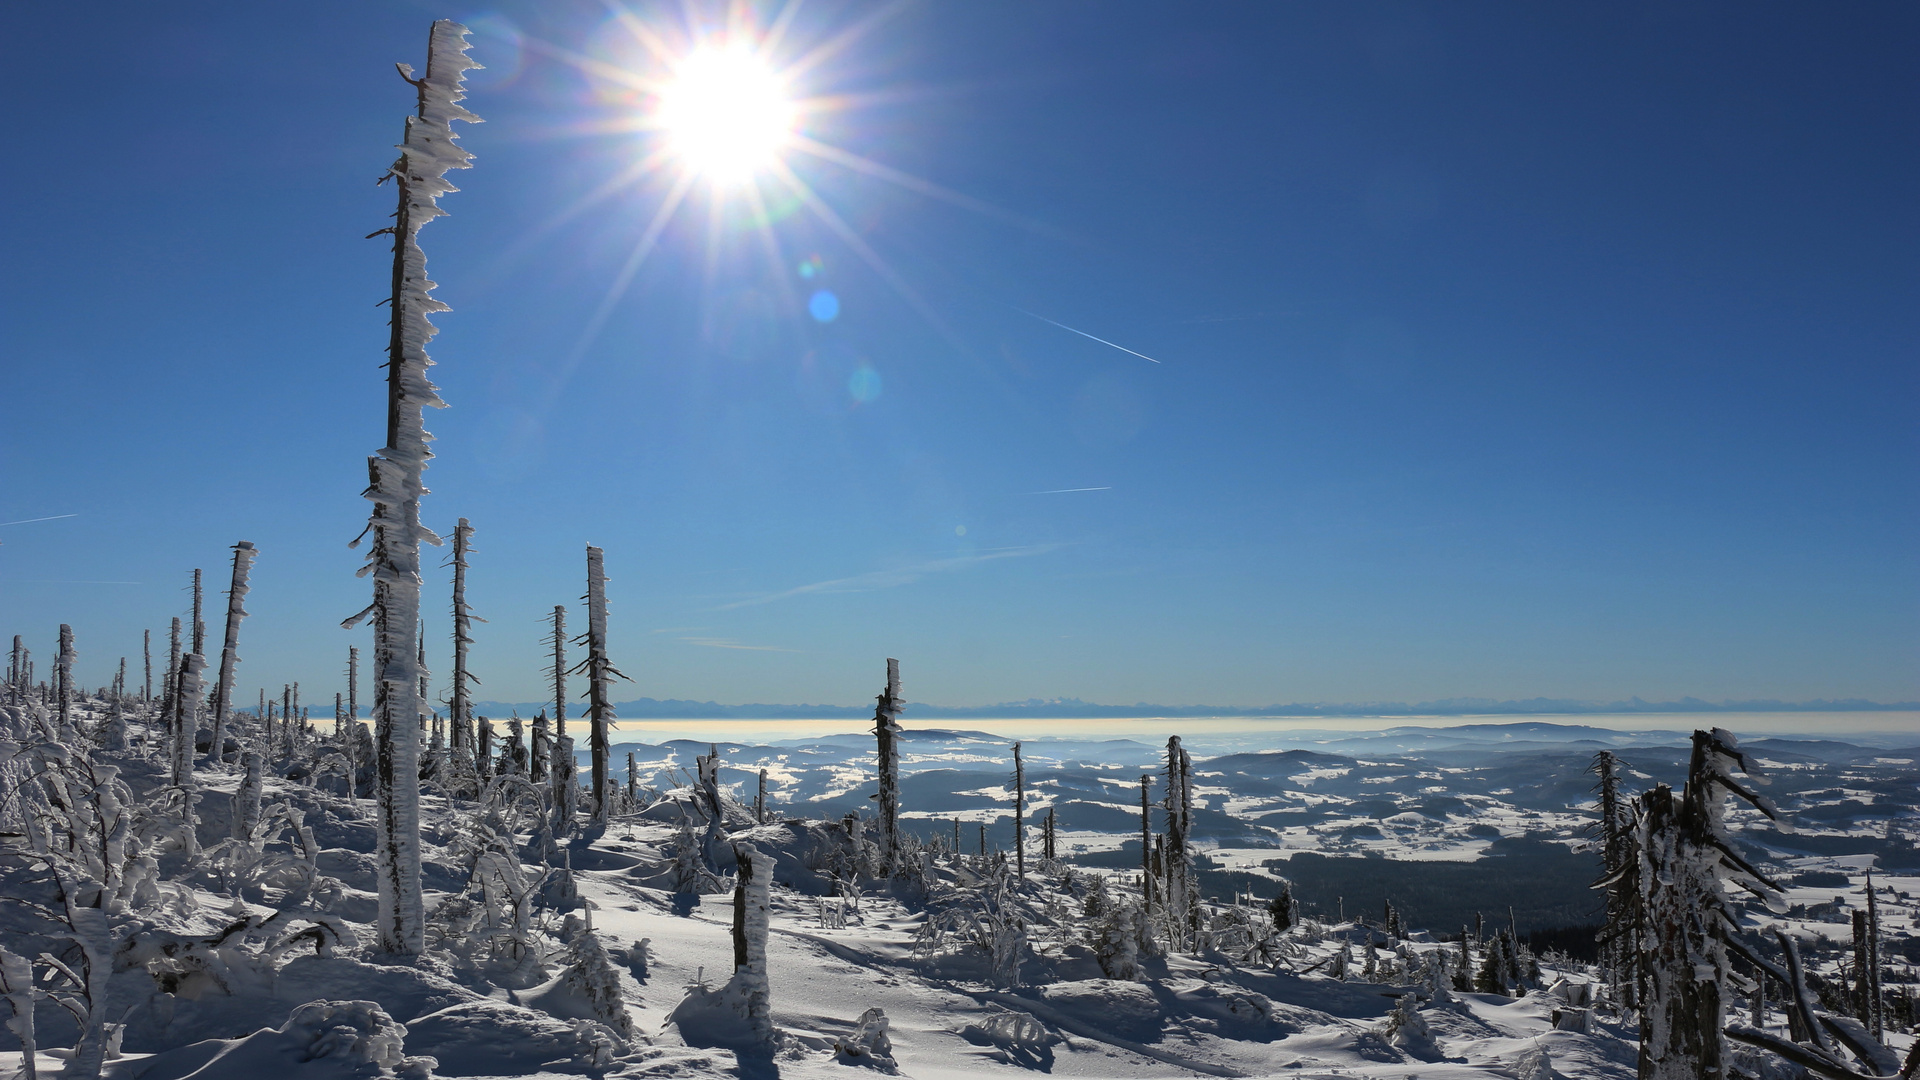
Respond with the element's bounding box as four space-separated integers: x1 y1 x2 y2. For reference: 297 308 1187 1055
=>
1014 307 1162 364
1029 486 1112 494
0 514 77 527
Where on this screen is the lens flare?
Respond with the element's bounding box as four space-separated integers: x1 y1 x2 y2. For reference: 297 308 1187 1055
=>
658 46 794 183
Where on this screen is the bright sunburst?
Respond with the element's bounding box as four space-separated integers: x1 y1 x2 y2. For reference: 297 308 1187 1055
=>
656 45 793 184
514 2 1048 380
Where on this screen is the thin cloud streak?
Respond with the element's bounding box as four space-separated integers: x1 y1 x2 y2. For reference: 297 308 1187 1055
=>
719 544 1062 610
0 514 78 527
679 636 801 653
1029 486 1112 494
1014 307 1162 363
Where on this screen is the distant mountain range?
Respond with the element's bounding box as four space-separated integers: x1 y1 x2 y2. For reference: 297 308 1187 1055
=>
464 694 1918 720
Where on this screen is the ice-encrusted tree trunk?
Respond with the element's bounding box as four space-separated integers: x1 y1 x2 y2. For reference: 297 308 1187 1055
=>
731 844 775 1044
755 768 767 824
1043 805 1056 862
342 18 480 957
1635 729 1781 1080
233 751 265 839
208 541 257 769
872 657 902 874
171 652 207 853
1012 741 1026 880
11 635 26 704
572 547 628 823
55 623 75 732
1592 750 1640 1014
531 712 551 782
553 733 579 836
696 745 725 863
142 629 151 706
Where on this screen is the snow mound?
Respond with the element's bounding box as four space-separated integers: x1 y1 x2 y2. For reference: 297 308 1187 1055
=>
1038 978 1161 1039
119 954 484 1053
403 999 624 1076
112 999 435 1080
960 1011 1058 1072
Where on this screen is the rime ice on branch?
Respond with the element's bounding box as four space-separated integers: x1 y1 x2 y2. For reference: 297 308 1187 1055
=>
342 18 480 957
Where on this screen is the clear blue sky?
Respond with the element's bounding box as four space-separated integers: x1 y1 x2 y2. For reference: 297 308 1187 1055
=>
2 2 1914 709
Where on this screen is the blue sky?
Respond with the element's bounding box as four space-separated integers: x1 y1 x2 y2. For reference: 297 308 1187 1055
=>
2 2 1914 709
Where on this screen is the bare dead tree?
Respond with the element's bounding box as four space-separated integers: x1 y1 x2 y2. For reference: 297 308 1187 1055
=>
190 567 204 657
873 658 903 874
446 519 482 788
208 541 257 769
1012 741 1026 880
571 547 629 823
549 605 567 739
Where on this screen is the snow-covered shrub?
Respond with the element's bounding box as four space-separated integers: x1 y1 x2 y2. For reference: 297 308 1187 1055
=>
1512 1039 1553 1080
118 909 358 1003
1383 993 1441 1060
834 1007 897 1072
916 866 1030 989
668 814 724 894
204 802 326 902
522 916 633 1041
0 946 38 1078
1088 895 1147 980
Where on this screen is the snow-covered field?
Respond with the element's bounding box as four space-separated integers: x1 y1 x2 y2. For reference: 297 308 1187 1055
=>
1 697 1914 1080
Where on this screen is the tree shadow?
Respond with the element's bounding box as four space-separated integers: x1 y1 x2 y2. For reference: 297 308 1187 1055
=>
730 1046 781 1080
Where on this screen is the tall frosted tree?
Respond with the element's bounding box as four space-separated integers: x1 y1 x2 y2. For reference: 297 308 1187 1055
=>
872 658 903 874
341 18 480 957
1164 736 1194 943
208 541 256 769
572 546 628 823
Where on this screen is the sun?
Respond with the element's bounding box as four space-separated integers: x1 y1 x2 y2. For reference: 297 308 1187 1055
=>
657 45 794 184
